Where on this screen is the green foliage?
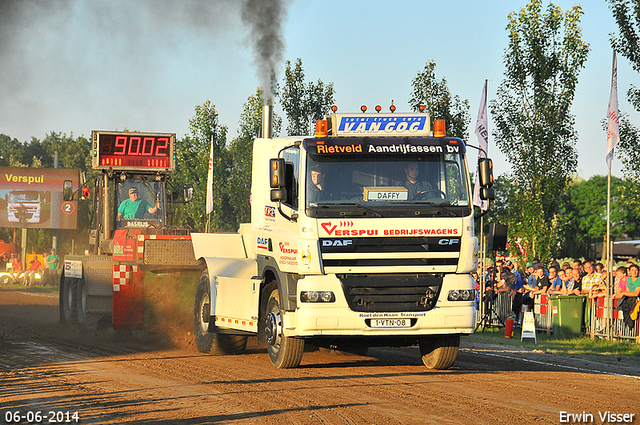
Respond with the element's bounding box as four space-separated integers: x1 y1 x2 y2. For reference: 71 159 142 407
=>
558 175 640 258
608 0 640 77
490 0 589 263
228 88 282 226
280 58 335 136
408 60 470 139
173 100 233 232
41 132 91 171
0 134 27 166
607 0 640 215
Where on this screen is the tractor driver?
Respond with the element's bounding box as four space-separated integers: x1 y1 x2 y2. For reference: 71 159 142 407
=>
117 187 158 221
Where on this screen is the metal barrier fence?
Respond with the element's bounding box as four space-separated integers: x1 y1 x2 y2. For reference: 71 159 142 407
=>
588 296 640 342
475 292 640 342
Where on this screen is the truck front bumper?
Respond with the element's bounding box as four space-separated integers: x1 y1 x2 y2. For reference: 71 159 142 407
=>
284 273 476 337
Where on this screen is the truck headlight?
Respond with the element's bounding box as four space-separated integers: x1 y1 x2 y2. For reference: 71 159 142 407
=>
300 291 335 303
447 289 474 301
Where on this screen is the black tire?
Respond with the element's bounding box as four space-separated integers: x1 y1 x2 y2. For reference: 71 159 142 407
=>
61 277 78 324
265 286 304 369
0 275 11 285
194 270 247 355
75 279 101 329
419 335 460 370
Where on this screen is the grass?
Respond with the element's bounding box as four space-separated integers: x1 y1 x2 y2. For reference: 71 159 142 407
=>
468 326 640 358
0 283 59 295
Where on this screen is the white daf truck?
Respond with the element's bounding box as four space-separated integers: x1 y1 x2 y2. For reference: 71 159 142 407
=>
192 106 494 369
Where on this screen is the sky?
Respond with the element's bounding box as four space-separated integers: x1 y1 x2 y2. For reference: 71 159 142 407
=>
0 0 637 180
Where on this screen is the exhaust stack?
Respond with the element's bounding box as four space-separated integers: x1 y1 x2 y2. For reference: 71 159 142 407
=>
262 104 273 139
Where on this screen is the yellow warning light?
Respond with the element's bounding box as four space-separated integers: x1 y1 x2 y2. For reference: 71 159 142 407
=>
434 120 446 137
315 120 328 138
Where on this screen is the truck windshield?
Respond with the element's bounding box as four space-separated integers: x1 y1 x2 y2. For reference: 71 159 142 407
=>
9 191 40 203
304 137 471 218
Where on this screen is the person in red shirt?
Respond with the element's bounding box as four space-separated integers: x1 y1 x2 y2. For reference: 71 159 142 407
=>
9 253 23 282
24 254 42 286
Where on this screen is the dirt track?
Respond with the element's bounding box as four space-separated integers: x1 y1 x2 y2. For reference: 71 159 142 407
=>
1 288 638 424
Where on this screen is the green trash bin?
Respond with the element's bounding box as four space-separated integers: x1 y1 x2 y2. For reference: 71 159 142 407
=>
550 295 585 339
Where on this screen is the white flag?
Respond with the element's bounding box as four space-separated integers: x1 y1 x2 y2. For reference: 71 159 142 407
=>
473 80 489 210
606 50 619 169
206 136 214 214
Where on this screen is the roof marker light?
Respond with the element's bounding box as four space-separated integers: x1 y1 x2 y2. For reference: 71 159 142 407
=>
360 105 367 113
419 105 426 112
389 100 396 113
375 105 382 112
434 119 446 137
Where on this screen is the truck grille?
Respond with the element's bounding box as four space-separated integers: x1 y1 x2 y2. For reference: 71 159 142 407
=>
337 273 443 312
319 237 460 272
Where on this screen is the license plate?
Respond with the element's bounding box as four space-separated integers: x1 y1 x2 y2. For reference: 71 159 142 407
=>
370 318 411 328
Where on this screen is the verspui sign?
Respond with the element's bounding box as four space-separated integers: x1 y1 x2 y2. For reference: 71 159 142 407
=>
0 167 79 229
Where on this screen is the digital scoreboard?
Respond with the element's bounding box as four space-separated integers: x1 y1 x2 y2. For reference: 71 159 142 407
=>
91 131 176 172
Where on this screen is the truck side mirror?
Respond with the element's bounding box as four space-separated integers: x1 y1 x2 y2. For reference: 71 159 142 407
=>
269 158 287 202
270 159 285 188
183 184 194 203
480 187 495 201
478 158 495 201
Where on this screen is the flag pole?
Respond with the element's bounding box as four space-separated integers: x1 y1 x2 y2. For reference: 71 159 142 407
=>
605 50 619 340
473 79 489 327
206 134 215 233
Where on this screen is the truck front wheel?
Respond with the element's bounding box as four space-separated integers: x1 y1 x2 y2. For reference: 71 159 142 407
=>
265 286 304 369
194 270 247 355
418 335 460 370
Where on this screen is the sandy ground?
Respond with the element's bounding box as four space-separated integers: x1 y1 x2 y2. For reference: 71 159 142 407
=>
1 288 638 424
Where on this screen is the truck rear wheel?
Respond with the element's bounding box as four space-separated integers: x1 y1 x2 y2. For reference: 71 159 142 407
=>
418 335 460 370
61 277 78 324
265 286 304 369
194 270 247 355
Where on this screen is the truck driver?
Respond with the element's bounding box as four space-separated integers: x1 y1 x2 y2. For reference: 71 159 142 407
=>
117 187 158 221
400 163 432 199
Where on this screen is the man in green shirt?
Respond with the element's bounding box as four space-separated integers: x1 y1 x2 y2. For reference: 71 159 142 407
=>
117 187 158 221
44 248 60 286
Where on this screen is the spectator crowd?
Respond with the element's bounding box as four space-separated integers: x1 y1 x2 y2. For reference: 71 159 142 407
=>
475 257 640 329
1 248 60 286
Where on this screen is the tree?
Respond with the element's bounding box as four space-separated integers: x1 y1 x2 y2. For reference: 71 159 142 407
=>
490 0 589 263
174 100 232 232
409 60 470 139
228 88 282 226
608 0 640 215
280 58 335 136
40 132 91 171
558 175 640 258
0 134 27 167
